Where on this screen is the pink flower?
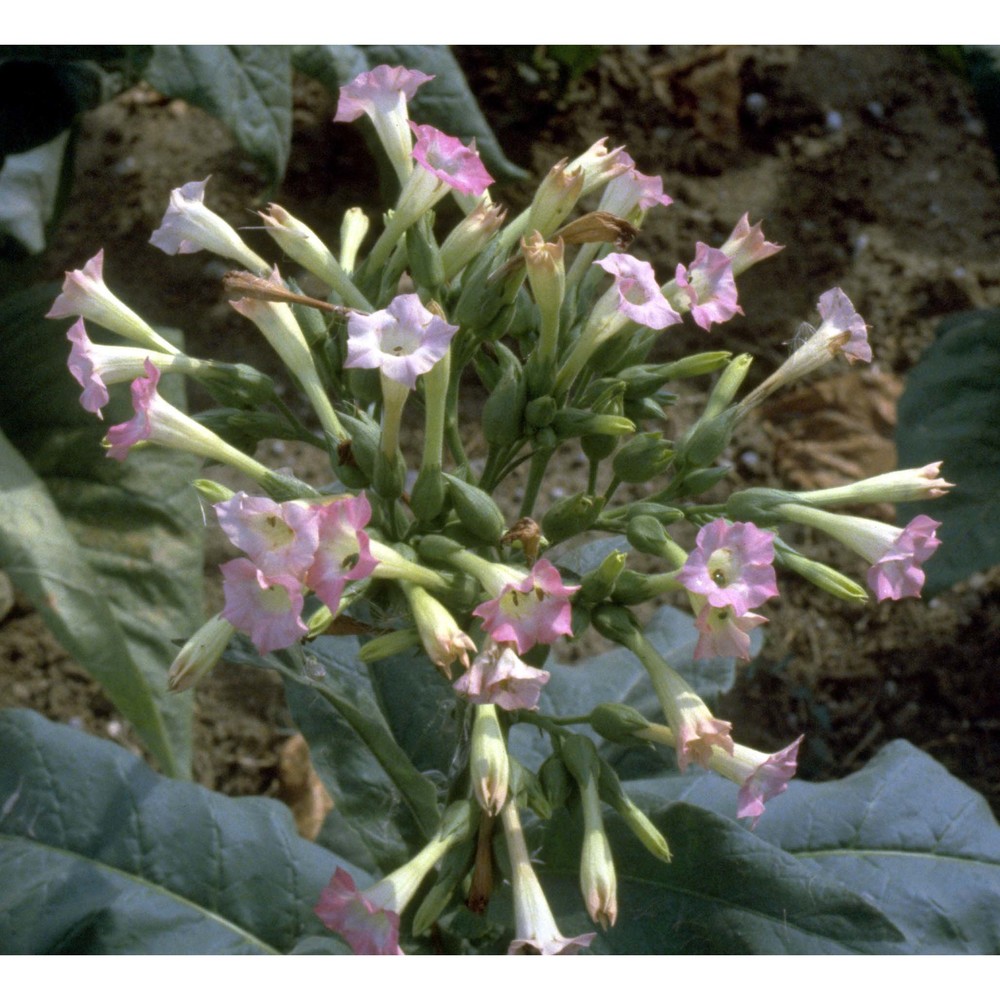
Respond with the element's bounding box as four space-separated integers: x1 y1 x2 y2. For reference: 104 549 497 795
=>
599 152 673 216
104 359 161 460
334 65 434 123
734 736 803 829
150 178 268 273
305 494 378 613
344 293 459 390
215 492 320 580
219 558 307 655
719 213 783 274
67 319 111 416
314 868 402 956
816 287 872 363
473 559 579 654
410 123 494 198
453 644 551 711
595 253 682 330
868 514 942 601
47 250 175 354
677 520 779 616
674 243 743 331
693 603 768 662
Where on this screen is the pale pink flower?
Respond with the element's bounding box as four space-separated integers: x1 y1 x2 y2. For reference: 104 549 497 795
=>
776 504 941 602
150 178 269 273
334 65 434 124
693 602 768 662
703 735 803 829
344 293 459 390
305 494 378 612
675 243 743 331
453 644 551 711
215 492 320 580
677 519 778 616
219 558 307 655
595 253 682 330
473 559 580 654
104 359 162 459
314 867 402 956
868 514 942 601
410 123 494 198
67 318 111 416
47 250 176 354
816 287 872 363
599 152 673 217
501 800 596 955
719 213 784 274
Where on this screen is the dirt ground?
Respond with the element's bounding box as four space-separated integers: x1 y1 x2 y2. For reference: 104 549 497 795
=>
3 45 999 816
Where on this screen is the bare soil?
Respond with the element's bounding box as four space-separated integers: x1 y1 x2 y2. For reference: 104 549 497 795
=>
3 45 999 817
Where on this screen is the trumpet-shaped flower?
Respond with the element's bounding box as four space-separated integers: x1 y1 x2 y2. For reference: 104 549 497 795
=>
599 153 673 218
410 123 494 198
104 359 165 459
344 293 458 390
816 286 871 363
502 801 596 955
473 559 579 654
215 492 320 580
219 558 307 655
305 494 378 613
47 250 178 355
334 65 434 183
150 178 268 273
595 253 682 330
707 735 804 829
314 868 402 956
776 504 941 602
675 243 743 331
677 519 779 616
453 643 551 711
719 213 784 274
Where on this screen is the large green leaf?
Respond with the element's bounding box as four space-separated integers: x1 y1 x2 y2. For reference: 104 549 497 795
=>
227 636 441 875
0 130 70 253
896 308 1000 593
0 709 358 955
292 45 527 181
538 739 1000 953
538 799 905 954
144 46 293 185
0 286 203 777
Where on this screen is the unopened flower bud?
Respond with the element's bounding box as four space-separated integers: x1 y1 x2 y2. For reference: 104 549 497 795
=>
704 353 753 420
482 356 527 448
441 196 507 279
626 515 688 566
773 541 869 604
588 702 652 745
541 492 603 545
591 603 643 650
662 465 731 501
612 431 675 483
576 549 627 605
675 406 739 469
618 352 733 398
444 473 507 545
525 395 558 429
539 755 572 812
612 569 683 605
167 614 235 692
193 479 236 505
358 628 421 662
527 157 585 237
597 757 671 863
553 409 635 441
471 703 510 815
339 207 369 274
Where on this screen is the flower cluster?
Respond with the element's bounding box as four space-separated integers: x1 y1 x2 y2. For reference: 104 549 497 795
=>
48 61 952 956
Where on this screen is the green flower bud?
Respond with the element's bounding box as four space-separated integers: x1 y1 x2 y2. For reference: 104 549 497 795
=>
560 733 601 787
525 395 557 429
416 533 465 563
773 538 868 604
336 410 380 481
541 491 604 544
193 407 296 453
704 353 753 420
611 569 682 605
623 395 670 424
539 754 572 812
192 479 235 505
576 549 627 606
471 703 510 815
443 473 507 544
626 515 686 565
358 628 421 662
612 431 675 483
588 703 652 745
618 352 732 399
410 463 448 523
675 405 739 469
482 358 527 448
406 216 446 292
552 408 635 441
192 361 277 408
597 759 671 863
590 603 643 650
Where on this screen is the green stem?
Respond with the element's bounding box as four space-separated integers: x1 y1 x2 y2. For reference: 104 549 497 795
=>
519 446 554 519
